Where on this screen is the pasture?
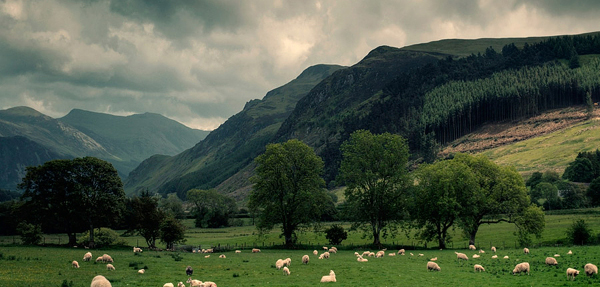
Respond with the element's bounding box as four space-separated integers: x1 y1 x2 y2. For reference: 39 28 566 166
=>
0 245 599 286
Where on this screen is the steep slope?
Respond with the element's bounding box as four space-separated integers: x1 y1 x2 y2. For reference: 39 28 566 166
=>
124 64 345 197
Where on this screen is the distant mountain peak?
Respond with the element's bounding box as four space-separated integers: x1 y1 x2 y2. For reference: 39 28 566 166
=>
1 106 47 118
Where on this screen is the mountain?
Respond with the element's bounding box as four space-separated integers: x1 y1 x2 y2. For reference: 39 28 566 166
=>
0 106 208 190
125 32 600 202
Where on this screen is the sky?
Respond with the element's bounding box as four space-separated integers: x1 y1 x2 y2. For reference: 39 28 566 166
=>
1 0 599 130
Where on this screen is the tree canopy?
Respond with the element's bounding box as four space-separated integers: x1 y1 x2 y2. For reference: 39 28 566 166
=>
339 130 411 247
249 139 330 248
125 191 165 248
187 189 237 228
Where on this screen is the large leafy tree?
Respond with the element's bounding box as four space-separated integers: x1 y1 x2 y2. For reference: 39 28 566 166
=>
125 191 165 248
339 130 411 247
19 157 125 246
249 139 329 248
159 215 186 250
187 189 237 228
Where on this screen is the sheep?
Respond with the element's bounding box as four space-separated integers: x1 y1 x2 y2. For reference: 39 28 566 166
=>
204 255 210 258
398 249 405 255
302 255 309 265
388 253 396 256
455 252 468 261
283 266 290 276
276 259 285 269
177 283 185 287
187 278 203 287
357 256 368 262
106 264 115 271
283 258 291 267
554 254 560 257
203 281 217 287
523 248 530 254
472 254 480 259
479 249 485 254
322 252 330 259
567 250 573 255
72 260 79 268
96 256 104 263
163 283 174 287
567 268 580 280
545 257 558 266
585 263 598 276
474 264 485 272
362 251 371 257
90 275 112 287
491 255 498 259
430 257 437 261
328 248 337 254
354 252 360 257
418 253 424 257
83 252 92 262
320 270 336 283
133 247 143 253
204 248 214 253
219 254 226 258
252 248 261 253
512 262 530 275
331 247 338 252
427 261 441 271
138 269 145 274
192 250 197 253
491 246 496 253
186 266 194 276
468 244 476 250
323 246 328 250
376 251 385 258
102 254 113 263
504 256 509 259
314 250 319 255
235 250 241 253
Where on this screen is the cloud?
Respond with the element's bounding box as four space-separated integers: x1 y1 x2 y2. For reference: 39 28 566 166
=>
0 0 599 130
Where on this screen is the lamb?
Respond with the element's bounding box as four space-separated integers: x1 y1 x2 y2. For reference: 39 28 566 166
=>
219 254 226 258
512 262 530 275
314 250 319 255
235 250 241 253
472 254 480 259
187 278 203 287
252 248 261 253
96 256 104 263
398 249 405 255
468 244 476 250
283 266 290 276
163 283 174 287
177 283 185 287
138 269 145 274
186 266 194 276
427 261 441 271
567 268 580 280
83 252 92 262
302 255 309 264
357 256 368 262
283 258 291 267
133 247 143 253
72 260 79 268
90 275 112 287
320 270 336 283
545 257 558 266
523 248 530 254
102 254 113 263
567 250 573 255
376 251 385 258
276 259 285 269
491 246 496 253
455 252 468 261
585 263 598 276
491 255 498 259
106 264 115 271
474 264 485 272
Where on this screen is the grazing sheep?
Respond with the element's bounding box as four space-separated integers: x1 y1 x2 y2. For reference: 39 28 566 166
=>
376 251 385 258
96 256 104 263
328 248 337 254
138 269 145 274
276 259 284 269
427 261 441 271
567 268 580 280
283 258 291 267
504 256 509 259
388 253 396 256
398 249 405 255
554 254 560 257
410 253 414 256
545 257 558 266
177 283 185 287
102 254 113 263
455 252 468 261
491 255 498 259
323 252 330 259
106 264 115 271
331 247 338 252
523 248 530 254
585 263 598 276
323 246 328 250
83 252 92 262
468 244 476 250
362 251 370 257
567 250 573 255
472 254 480 259
314 250 319 256
203 282 217 287
479 249 485 254
357 256 368 262
320 270 336 283
235 250 241 253
204 255 210 258
163 283 174 287
252 248 261 253
72 260 79 268
283 266 290 276
418 253 424 257
302 255 309 265
512 262 530 275
474 264 485 272
430 257 437 261
133 247 142 253
187 278 203 287
204 248 214 253
186 266 193 276
354 252 360 256
90 275 112 287
219 254 226 258
491 246 496 253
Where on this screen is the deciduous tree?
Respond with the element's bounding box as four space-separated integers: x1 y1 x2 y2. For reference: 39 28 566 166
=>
187 189 237 228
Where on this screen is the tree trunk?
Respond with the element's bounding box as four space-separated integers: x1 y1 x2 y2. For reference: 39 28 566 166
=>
372 224 381 248
469 224 480 246
67 232 77 246
89 224 95 248
438 236 446 249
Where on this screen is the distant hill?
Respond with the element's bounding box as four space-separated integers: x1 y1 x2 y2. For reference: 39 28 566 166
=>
0 106 208 190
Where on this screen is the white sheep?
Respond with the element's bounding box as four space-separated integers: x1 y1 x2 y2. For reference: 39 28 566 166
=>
204 248 214 253
319 252 330 259
585 263 598 276
252 248 261 253
187 278 203 287
545 257 558 266
418 253 424 257
323 246 328 250
163 283 174 287
204 255 210 258
95 256 104 263
83 252 92 262
203 281 217 287
276 259 284 269
430 257 437 261
284 258 291 267
491 246 496 253
328 248 337 254
427 261 441 271
468 244 476 250
567 250 573 255
330 247 338 252
567 268 580 280
523 248 530 254
455 252 468 261
138 269 145 274
362 251 371 257
369 252 375 257
283 266 290 276
106 264 115 271
320 270 336 283
354 252 360 257
472 254 480 259
302 255 309 265
235 250 241 253
357 256 368 262
72 260 79 268
219 254 226 258
388 253 396 256
504 256 509 259
102 254 113 263
554 254 560 257
177 282 185 287
376 251 385 258
398 249 405 255
512 262 530 275
491 255 498 259
314 250 319 255
133 247 143 253
474 264 485 272
479 249 485 254
90 275 112 287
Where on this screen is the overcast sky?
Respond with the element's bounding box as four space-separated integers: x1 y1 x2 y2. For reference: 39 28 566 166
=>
1 0 599 130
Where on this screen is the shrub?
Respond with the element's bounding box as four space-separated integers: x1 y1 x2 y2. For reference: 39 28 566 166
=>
566 219 594 245
77 228 127 248
324 224 348 245
16 222 42 245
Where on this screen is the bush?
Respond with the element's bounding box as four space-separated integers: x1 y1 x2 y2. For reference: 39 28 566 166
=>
566 219 594 245
77 227 127 248
16 222 42 245
324 224 348 245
